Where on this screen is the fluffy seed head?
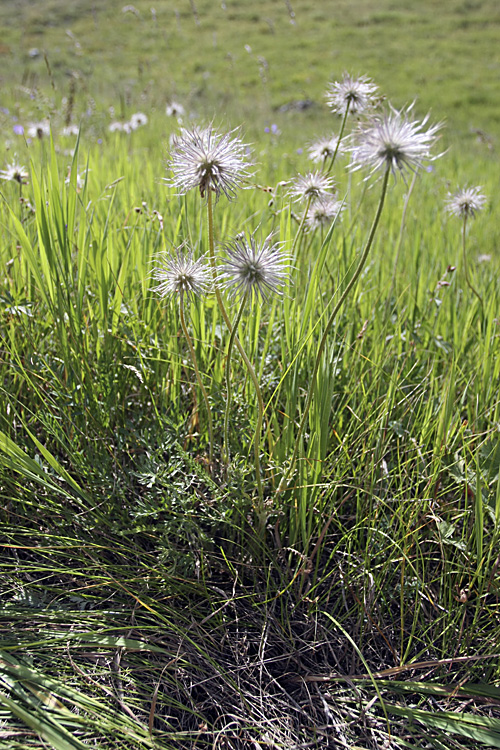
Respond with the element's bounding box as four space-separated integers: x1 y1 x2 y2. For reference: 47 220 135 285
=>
305 197 345 232
27 120 50 139
167 125 253 201
166 101 185 118
288 170 336 204
445 186 487 219
326 73 379 116
0 161 29 184
152 247 211 301
349 104 442 178
308 135 345 164
129 112 148 129
219 232 290 301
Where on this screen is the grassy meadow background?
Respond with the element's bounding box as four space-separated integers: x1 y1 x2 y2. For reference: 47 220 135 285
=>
1 1 500 749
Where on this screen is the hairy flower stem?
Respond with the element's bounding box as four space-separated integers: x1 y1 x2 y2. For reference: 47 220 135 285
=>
462 216 484 313
385 167 419 318
326 104 350 175
279 166 390 493
206 191 264 509
290 195 313 259
179 292 214 467
223 294 248 467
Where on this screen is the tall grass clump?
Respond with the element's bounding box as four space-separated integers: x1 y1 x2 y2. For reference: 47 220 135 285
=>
1 67 500 749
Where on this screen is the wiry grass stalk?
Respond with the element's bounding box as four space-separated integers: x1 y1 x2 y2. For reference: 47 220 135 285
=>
279 165 391 493
178 290 214 466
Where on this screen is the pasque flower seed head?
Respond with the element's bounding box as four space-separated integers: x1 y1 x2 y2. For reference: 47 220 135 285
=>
326 73 379 116
308 135 345 164
0 161 29 184
445 186 486 219
167 125 253 201
349 104 442 178
305 197 345 231
219 232 290 301
288 170 336 203
152 247 211 301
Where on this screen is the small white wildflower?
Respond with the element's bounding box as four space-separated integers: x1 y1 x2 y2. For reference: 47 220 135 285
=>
108 121 124 133
167 125 253 200
349 104 442 178
122 121 134 134
0 161 29 184
130 112 148 128
445 186 486 219
308 134 345 164
305 197 345 231
326 73 379 116
152 248 211 300
288 170 336 204
219 232 290 301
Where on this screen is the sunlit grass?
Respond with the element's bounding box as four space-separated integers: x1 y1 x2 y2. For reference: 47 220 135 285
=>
1 4 500 746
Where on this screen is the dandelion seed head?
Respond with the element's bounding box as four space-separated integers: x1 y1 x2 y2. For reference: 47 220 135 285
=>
326 73 379 116
108 121 124 133
152 247 211 300
0 161 29 184
167 125 253 201
349 104 442 178
288 170 336 203
445 186 486 219
305 197 345 231
219 233 290 301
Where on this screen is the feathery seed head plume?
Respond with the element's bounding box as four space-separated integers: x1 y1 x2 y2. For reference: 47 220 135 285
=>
308 135 345 164
445 186 486 219
129 112 148 129
288 170 336 204
326 73 379 117
305 197 345 231
349 104 442 178
219 232 291 301
152 247 212 301
0 161 29 184
167 125 253 201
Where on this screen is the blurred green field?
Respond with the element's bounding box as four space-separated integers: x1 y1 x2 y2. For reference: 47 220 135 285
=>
1 0 500 147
